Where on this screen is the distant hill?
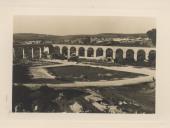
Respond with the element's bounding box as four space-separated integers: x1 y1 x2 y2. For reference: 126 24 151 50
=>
13 33 153 47
13 33 147 41
13 33 61 42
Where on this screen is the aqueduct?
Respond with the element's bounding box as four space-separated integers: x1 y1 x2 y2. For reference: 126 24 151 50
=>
13 44 156 63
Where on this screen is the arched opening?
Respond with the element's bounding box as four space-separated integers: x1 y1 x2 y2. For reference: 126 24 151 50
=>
51 46 60 59
78 47 85 57
70 47 76 56
126 49 134 64
48 45 54 54
106 48 113 57
148 50 156 66
115 49 123 64
87 47 94 57
54 46 60 55
137 50 145 65
24 47 32 59
62 46 68 56
15 47 24 59
96 48 103 57
33 47 41 59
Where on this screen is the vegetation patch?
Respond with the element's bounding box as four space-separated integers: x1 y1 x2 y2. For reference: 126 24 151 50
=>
13 82 155 113
47 65 146 82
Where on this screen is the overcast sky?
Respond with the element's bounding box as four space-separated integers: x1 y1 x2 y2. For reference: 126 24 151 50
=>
13 16 156 35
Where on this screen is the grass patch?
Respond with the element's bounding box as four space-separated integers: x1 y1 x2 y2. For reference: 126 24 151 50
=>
46 65 145 82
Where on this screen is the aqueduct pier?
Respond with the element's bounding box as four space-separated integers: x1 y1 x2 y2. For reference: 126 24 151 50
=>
13 44 156 62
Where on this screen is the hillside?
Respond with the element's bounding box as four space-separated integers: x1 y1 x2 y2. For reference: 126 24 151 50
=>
13 33 153 47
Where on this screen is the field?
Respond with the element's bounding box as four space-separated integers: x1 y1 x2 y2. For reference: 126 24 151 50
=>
47 65 145 82
13 64 145 84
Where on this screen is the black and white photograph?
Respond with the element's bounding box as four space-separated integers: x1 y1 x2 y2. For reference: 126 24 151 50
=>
12 16 156 113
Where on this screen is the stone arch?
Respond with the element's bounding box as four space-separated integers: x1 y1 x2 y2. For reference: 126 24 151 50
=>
126 49 134 64
33 47 41 59
51 46 60 59
14 47 23 59
148 50 156 66
62 46 68 56
24 46 32 59
115 49 123 64
87 47 94 57
106 48 113 57
96 48 103 57
54 46 60 54
137 50 146 64
48 45 55 54
70 47 76 56
78 47 85 57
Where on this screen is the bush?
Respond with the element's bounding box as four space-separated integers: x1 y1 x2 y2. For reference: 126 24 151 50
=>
51 53 67 60
68 55 79 62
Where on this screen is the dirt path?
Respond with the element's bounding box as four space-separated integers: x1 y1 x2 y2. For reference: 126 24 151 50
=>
23 75 154 88
29 67 55 79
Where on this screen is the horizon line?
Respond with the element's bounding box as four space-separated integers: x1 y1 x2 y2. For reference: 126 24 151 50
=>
13 32 152 36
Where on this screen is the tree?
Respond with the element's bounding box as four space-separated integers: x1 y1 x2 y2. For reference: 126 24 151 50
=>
42 51 48 59
147 29 156 46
